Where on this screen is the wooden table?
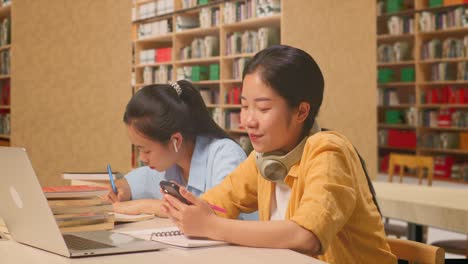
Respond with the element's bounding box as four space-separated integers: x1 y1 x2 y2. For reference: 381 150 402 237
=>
373 181 468 241
0 218 324 264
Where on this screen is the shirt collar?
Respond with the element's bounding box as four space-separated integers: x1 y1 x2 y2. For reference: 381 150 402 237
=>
285 121 321 182
186 136 209 193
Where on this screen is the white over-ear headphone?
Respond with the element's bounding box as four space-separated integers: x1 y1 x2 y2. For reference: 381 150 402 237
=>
255 122 320 182
172 139 178 153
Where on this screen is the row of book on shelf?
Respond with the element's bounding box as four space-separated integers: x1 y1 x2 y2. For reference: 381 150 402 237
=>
379 6 467 35
379 86 468 106
198 85 240 105
379 127 468 150
377 41 412 63
226 27 279 55
386 16 414 35
0 111 9 135
0 49 9 75
420 7 468 32
423 85 468 104
378 67 415 83
0 17 10 47
381 107 467 129
133 0 280 24
421 36 468 60
136 0 280 40
379 153 468 182
133 0 174 21
177 64 219 81
179 35 219 60
143 65 173 85
0 79 9 105
422 108 468 128
378 36 468 64
138 25 278 65
429 61 468 81
139 47 172 64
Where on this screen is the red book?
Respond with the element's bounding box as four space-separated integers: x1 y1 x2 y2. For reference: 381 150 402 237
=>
42 185 108 199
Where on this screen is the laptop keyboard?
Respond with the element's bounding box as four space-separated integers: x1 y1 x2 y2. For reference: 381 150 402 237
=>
63 234 116 251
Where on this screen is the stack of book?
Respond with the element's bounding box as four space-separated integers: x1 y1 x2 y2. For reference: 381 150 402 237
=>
42 185 115 233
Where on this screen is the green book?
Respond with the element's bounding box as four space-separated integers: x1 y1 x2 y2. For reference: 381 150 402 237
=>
209 64 219 80
378 68 394 84
400 67 415 82
385 110 403 124
191 65 209 82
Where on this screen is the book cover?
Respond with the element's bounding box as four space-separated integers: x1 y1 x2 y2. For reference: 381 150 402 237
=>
42 185 108 199
112 213 155 222
62 172 120 180
50 204 113 215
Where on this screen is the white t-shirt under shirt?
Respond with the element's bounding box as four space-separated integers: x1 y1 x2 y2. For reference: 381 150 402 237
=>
269 181 292 220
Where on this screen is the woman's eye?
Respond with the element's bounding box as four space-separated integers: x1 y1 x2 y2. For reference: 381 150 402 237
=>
241 105 248 109
259 108 271 113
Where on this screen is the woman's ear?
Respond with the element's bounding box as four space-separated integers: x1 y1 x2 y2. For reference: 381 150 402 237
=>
296 102 310 123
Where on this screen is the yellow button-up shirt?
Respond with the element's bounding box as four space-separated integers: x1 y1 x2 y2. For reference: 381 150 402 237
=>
202 131 397 263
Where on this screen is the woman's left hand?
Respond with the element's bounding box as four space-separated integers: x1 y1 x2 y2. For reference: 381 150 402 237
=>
161 186 216 238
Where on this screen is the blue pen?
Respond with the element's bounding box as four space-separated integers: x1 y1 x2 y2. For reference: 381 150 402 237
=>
107 164 117 193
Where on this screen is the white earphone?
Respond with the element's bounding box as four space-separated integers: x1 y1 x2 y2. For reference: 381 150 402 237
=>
172 139 179 153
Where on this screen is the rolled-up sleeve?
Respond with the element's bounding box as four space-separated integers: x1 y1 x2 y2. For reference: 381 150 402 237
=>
125 166 165 200
290 140 357 254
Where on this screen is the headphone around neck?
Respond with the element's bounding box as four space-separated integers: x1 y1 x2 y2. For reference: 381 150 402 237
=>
255 122 320 182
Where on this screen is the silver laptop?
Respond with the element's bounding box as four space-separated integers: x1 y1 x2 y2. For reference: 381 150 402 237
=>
0 147 166 257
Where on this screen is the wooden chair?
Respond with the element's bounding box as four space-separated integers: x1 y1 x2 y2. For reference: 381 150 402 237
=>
387 238 445 264
388 154 434 186
431 237 468 258
387 154 467 257
385 154 434 239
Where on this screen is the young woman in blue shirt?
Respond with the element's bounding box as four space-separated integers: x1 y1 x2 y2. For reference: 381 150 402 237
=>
106 80 247 217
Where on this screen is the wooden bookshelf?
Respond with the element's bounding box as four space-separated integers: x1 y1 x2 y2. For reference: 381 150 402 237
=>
378 60 415 67
131 0 282 163
0 2 10 147
378 123 416 129
376 0 468 182
419 127 468 132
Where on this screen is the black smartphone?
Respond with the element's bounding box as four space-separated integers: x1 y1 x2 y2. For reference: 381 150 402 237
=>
159 181 190 204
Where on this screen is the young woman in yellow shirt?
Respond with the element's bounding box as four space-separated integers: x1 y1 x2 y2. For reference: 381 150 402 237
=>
161 45 397 263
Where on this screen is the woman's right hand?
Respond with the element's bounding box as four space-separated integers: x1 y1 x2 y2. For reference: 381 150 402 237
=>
105 178 132 203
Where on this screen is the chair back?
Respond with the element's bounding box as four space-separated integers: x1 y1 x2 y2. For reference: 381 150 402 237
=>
387 238 445 264
388 154 434 186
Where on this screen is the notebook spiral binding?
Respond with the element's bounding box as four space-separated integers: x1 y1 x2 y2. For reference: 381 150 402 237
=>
150 230 183 239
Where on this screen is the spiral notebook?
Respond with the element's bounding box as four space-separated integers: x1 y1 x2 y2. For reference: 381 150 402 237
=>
117 227 228 248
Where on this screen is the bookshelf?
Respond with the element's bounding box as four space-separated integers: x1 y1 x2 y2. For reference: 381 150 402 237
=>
377 0 468 184
131 0 281 167
0 0 10 148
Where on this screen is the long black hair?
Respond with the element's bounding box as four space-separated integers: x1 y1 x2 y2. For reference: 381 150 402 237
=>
242 45 324 135
123 80 229 143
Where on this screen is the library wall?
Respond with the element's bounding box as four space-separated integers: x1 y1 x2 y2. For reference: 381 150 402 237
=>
282 0 378 177
11 0 133 186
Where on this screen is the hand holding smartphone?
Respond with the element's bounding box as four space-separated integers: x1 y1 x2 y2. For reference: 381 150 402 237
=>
160 180 227 214
160 181 190 204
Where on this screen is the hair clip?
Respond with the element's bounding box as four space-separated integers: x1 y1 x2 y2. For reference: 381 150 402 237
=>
169 81 182 97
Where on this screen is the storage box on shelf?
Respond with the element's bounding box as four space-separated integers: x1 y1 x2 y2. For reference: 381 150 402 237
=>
377 0 468 183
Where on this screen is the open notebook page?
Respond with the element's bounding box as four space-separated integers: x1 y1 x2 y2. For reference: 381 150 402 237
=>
115 227 228 248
